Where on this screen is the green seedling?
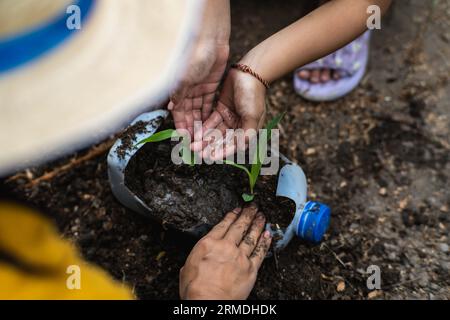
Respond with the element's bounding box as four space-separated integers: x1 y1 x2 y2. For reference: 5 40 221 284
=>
136 129 196 166
136 112 284 201
224 113 285 202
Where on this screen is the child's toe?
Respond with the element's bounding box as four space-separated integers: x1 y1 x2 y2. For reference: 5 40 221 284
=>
332 70 341 80
310 69 321 83
320 69 331 82
297 70 310 79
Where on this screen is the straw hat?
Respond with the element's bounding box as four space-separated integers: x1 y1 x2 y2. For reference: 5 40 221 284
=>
0 0 201 175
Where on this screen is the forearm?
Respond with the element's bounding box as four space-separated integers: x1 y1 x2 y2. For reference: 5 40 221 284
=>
240 0 392 83
176 0 230 87
197 0 230 44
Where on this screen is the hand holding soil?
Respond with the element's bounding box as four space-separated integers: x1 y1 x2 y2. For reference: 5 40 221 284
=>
169 43 229 136
180 206 272 300
192 68 267 160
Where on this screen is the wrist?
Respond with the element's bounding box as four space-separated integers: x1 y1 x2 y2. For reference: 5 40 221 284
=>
239 43 273 83
197 33 230 47
184 281 232 300
231 63 269 90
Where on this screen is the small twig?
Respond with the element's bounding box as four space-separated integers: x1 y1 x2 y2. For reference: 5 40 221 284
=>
5 169 33 183
322 243 347 268
22 139 114 188
273 250 279 271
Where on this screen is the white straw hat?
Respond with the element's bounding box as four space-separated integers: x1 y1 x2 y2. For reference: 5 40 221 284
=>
0 0 201 175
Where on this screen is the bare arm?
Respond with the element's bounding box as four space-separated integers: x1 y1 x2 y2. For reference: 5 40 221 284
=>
240 0 392 83
198 0 392 160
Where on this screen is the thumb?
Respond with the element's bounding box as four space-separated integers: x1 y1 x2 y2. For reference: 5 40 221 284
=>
169 81 189 110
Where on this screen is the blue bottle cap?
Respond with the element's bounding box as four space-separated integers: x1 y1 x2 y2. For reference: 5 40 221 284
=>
296 201 331 243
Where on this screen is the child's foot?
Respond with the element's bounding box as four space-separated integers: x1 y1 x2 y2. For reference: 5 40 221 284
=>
293 30 371 101
297 68 342 83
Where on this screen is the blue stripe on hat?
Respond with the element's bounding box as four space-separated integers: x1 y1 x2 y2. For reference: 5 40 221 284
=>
0 0 95 73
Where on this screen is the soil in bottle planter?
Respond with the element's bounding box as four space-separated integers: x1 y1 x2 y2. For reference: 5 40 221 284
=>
124 120 295 234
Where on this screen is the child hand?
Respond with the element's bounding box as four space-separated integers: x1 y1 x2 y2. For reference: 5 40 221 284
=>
179 206 272 300
192 68 267 160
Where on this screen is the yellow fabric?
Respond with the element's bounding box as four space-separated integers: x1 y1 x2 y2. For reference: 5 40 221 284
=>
0 202 134 300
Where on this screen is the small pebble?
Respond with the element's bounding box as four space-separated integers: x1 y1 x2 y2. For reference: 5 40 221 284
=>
379 187 387 196
305 147 317 156
398 198 408 210
438 243 449 253
349 223 359 231
418 273 429 287
368 290 382 299
336 281 346 292
140 235 148 241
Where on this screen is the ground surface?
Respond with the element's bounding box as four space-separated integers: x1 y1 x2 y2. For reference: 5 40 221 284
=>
3 0 449 299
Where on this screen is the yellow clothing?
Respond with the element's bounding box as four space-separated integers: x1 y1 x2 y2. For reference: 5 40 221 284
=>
0 202 134 300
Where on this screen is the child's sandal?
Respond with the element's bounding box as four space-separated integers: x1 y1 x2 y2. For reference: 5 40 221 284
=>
293 30 371 102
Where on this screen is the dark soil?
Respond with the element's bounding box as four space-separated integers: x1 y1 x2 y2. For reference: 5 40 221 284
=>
124 119 295 234
116 118 163 160
2 0 449 299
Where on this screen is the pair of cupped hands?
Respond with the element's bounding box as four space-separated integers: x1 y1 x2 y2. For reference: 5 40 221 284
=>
172 43 272 300
168 40 266 160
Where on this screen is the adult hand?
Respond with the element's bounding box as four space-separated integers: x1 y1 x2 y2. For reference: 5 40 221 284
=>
169 0 230 136
169 43 229 136
179 205 272 300
192 68 267 160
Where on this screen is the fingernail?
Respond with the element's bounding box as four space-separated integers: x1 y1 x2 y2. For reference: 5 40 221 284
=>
233 207 242 214
256 212 265 220
263 231 271 239
249 202 258 209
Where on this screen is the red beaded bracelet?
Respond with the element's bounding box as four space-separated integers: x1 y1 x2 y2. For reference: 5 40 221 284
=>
230 63 270 89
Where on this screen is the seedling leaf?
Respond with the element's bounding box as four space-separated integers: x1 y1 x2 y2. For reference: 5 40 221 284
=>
242 193 255 202
223 160 253 194
181 138 197 166
136 128 195 166
223 160 252 180
266 112 285 133
136 129 179 145
223 112 285 201
249 112 285 190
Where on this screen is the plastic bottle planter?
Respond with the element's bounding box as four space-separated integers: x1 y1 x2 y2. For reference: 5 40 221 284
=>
272 164 331 249
107 110 331 249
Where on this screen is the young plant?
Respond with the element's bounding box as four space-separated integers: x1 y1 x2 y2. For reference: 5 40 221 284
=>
136 129 196 166
224 113 285 202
